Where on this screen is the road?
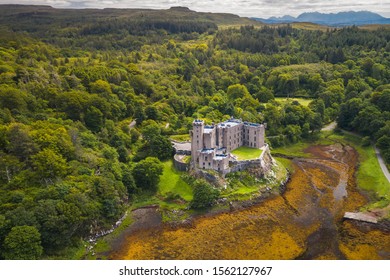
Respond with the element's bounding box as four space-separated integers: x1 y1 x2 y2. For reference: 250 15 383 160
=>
374 145 390 183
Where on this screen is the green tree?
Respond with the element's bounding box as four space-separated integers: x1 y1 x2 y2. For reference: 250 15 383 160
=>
31 148 68 181
132 157 163 193
122 166 138 196
227 84 250 100
85 106 104 132
3 226 43 260
191 180 220 209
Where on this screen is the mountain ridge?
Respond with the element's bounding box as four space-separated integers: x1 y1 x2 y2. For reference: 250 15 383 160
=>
253 11 390 26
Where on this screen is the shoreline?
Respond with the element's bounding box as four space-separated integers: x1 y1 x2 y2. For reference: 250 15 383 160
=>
98 173 290 259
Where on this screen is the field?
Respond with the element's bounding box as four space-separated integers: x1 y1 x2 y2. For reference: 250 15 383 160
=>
230 146 263 160
169 134 191 142
274 97 313 107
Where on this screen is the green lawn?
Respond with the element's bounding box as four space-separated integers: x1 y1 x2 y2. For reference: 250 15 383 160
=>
170 134 191 142
274 97 313 107
230 146 263 160
158 160 193 201
271 141 311 158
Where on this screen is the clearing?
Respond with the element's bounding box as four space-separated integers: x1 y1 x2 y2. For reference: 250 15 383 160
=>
274 97 313 107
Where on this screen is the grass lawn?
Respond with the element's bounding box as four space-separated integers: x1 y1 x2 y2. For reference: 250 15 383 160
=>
231 146 263 160
274 97 313 107
170 134 191 142
158 160 193 201
271 141 311 158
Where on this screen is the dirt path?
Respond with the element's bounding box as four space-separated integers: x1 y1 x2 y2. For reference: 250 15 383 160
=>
321 121 337 131
129 120 136 129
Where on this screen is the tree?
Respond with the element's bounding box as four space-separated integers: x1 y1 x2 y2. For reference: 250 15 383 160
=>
227 84 250 100
122 166 138 196
85 106 104 132
31 148 68 181
338 98 363 129
191 180 220 209
149 135 174 161
145 105 160 120
132 157 163 193
3 226 43 260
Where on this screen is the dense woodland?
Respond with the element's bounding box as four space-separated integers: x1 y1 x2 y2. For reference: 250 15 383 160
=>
0 5 389 259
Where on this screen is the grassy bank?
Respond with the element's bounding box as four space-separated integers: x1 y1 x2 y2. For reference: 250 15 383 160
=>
325 132 389 200
158 160 193 201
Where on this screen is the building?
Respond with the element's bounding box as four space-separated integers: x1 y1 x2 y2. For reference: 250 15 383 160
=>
190 118 266 174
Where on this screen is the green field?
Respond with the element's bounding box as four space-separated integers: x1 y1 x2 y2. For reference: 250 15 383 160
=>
271 141 311 158
170 134 191 142
231 146 263 160
274 97 313 107
158 160 193 201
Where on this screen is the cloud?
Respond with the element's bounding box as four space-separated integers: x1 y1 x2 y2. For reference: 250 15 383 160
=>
0 0 388 17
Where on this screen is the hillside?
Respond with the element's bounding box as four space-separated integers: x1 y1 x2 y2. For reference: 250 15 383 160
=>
0 4 261 30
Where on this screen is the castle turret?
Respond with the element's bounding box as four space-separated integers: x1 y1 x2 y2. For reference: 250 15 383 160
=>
191 119 204 165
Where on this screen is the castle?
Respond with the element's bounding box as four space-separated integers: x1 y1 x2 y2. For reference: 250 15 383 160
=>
190 118 266 174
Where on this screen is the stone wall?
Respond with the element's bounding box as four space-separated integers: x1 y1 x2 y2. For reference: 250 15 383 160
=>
227 144 273 176
173 154 190 172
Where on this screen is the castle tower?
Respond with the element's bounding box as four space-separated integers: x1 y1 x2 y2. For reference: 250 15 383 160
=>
191 119 204 165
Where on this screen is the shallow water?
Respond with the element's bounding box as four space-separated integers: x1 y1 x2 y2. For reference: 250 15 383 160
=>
110 144 390 260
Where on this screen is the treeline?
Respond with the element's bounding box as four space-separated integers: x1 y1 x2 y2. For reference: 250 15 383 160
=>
81 19 217 36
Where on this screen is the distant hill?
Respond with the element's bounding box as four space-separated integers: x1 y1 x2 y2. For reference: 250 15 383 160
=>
253 11 390 26
0 4 261 29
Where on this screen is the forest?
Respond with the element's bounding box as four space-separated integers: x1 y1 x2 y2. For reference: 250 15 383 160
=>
0 5 389 259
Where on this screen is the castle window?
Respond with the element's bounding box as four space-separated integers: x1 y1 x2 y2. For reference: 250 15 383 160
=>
254 137 256 141
255 131 257 135
208 162 211 166
205 156 208 161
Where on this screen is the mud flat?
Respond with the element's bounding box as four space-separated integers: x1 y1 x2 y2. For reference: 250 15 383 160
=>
109 144 390 260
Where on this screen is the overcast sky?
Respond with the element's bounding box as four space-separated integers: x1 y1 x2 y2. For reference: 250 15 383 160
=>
0 0 388 18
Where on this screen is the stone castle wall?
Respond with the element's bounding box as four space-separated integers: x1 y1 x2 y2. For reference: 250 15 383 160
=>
226 144 273 176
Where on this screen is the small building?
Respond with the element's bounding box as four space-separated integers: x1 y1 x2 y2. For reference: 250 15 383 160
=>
190 117 266 174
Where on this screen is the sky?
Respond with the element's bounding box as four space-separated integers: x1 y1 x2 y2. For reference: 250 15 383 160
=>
0 0 388 18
